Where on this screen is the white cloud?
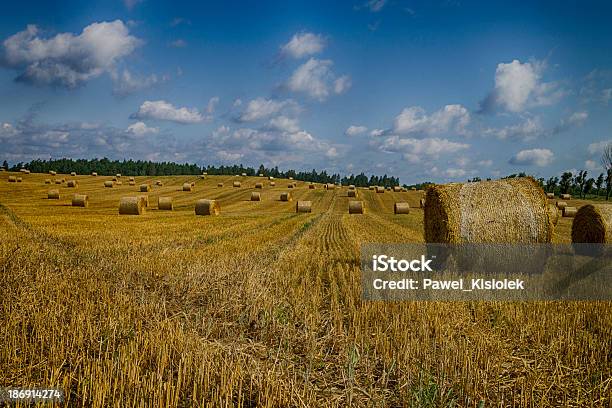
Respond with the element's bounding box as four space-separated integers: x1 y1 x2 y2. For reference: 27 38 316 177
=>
216 150 244 162
334 75 352 94
0 122 17 139
445 168 466 178
2 21 141 88
370 128 385 137
126 121 159 136
325 147 339 158
585 160 601 171
587 139 612 155
123 0 142 10
281 32 325 59
286 58 349 101
484 117 543 141
268 116 300 133
110 68 163 95
509 148 554 167
132 100 203 124
356 0 387 12
393 104 470 136
478 159 493 167
345 125 368 136
380 136 469 163
238 98 296 122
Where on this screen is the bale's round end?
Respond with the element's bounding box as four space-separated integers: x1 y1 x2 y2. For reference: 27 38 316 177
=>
296 201 312 213
48 190 60 199
158 197 173 210
251 192 261 201
394 202 410 214
72 194 88 207
119 197 145 215
280 192 292 202
348 200 364 214
183 183 193 192
571 204 612 243
195 199 220 216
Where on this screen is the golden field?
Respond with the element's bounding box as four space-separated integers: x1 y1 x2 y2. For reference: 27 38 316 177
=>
0 171 610 407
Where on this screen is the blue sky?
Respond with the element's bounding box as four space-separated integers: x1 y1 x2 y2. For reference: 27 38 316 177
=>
1 0 612 183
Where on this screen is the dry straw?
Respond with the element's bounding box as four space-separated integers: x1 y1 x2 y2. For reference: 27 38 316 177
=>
116 174 122 178
91 172 98 176
562 207 577 218
424 177 553 243
55 179 62 184
296 201 312 213
348 190 357 197
233 181 241 188
376 186 385 193
288 184 294 189
67 180 78 187
200 175 206 179
70 172 77 176
191 182 195 187
217 182 224 187
156 180 163 186
183 183 193 192
393 186 401 192
48 190 60 199
140 184 151 192
72 194 88 207
49 170 56 175
560 193 571 200
119 197 145 215
129 177 135 182
556 201 568 210
348 200 364 214
548 204 559 226
116 181 122 185
195 199 220 216
571 204 612 243
255 182 263 189
138 195 149 208
281 192 292 202
270 182 276 186
546 193 554 199
327 183 336 190
420 198 426 208
104 181 114 188
16 177 22 182
112 177 118 182
349 184 355 190
128 181 136 186
309 184 315 189
251 192 261 201
158 197 173 210
44 179 51 184
268 176 274 180
394 202 410 214
369 186 375 190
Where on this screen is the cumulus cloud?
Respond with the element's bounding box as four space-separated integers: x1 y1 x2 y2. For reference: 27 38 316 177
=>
509 148 554 167
587 139 612 155
286 58 350 101
393 104 470 136
238 98 297 122
132 100 204 124
480 59 565 113
110 68 164 96
268 116 300 133
126 121 159 136
2 21 141 88
484 117 543 141
379 136 469 163
370 128 385 137
478 159 493 167
281 32 325 59
552 111 588 134
585 159 601 171
345 125 368 136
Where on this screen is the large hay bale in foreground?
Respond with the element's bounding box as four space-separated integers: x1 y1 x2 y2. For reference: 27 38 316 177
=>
195 199 220 216
560 193 571 200
349 200 364 214
348 190 357 197
572 204 612 243
72 194 88 207
251 192 261 201
424 178 552 243
280 192 292 202
183 183 193 192
420 198 426 208
48 190 60 199
158 197 173 210
140 184 151 192
233 181 241 188
104 181 114 188
67 180 78 188
8 176 16 182
119 197 145 215
296 201 312 213
394 202 410 214
563 207 577 218
556 201 568 210
255 182 263 189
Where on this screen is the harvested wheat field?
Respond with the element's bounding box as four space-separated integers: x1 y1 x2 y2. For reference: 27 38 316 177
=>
0 171 610 407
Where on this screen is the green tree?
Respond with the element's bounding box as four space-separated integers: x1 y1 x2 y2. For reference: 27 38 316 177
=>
574 170 587 198
595 173 604 197
559 172 573 194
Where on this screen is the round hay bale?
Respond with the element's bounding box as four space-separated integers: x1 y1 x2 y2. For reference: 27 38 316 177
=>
70 172 77 176
251 192 261 201
233 181 241 188
328 184 336 190
296 201 312 213
47 189 60 199
241 172 247 177
156 180 163 186
288 184 294 189
49 170 57 175
104 181 114 188
116 181 122 185
309 184 315 189
560 193 571 200
368 186 375 190
200 175 206 179
158 197 173 210
202 172 208 176
394 202 410 214
348 190 357 197
44 179 51 184
138 195 149 207
116 174 122 178
280 192 292 202
269 176 274 180
546 193 554 199
376 186 385 193
548 204 559 226
424 177 553 243
348 184 356 190
183 183 193 192
16 177 22 182
54 179 62 184
420 198 426 208
348 200 364 214
562 206 577 218
67 180 78 188
129 176 135 182
270 182 276 186
255 182 263 189
8 175 17 182
572 204 612 243
393 186 401 192
195 199 220 216
128 181 136 186
217 182 224 187
140 184 151 192
119 197 145 215
556 201 568 210
72 194 88 207
112 177 118 182
259 173 264 177
91 172 98 176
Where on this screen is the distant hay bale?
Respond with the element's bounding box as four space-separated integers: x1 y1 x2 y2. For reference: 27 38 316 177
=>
195 199 220 216
202 172 208 176
138 195 149 207
251 192 261 201
241 172 247 177
348 184 355 190
217 182 224 187
156 180 163 186
72 194 88 207
17 177 23 182
91 172 98 176
369 186 375 190
129 177 135 182
376 186 385 193
281 192 292 201
104 181 114 188
44 179 51 184
255 182 263 189
67 180 78 187
119 197 145 215
309 184 315 189
270 182 276 186
183 183 193 192
548 204 559 226
410 187 416 191
393 186 401 192
546 193 554 199
424 177 553 243
116 181 122 185
348 190 357 197
140 184 151 192
556 201 568 210
259 173 264 177
296 201 312 213
191 182 195 187
20 169 29 173
158 197 173 210
48 189 60 199
394 202 410 214
562 206 577 218
54 179 61 184
49 170 56 175
200 175 206 179
70 172 77 176
560 193 571 200
289 177 293 180
233 181 241 188
116 174 122 178
112 177 118 182
327 183 336 190
420 198 426 208
288 184 294 189
571 204 612 243
348 200 364 214
129 181 136 186
269 176 274 180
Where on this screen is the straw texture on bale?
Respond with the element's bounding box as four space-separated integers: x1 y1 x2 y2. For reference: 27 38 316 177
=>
67 180 78 187
217 183 224 187
140 184 151 192
49 170 56 175
156 181 163 186
255 182 263 189
116 181 122 185
48 190 60 199
546 193 554 199
393 186 401 192
348 200 364 214
195 199 220 216
70 172 77 176
233 181 241 187
91 172 98 176
548 204 559 226
116 174 122 178
424 177 553 243
183 183 193 192
571 204 612 243
112 177 118 182
288 184 294 189
270 182 276 186
104 181 114 188
296 201 312 213
16 177 22 182
72 194 88 207
138 195 149 208
326 184 336 190
420 198 426 208
563 206 577 217
44 179 51 184
376 186 385 193
394 202 410 214
348 190 357 197
309 184 315 189
348 185 355 190
128 181 136 186
556 201 567 210
119 197 145 215
280 192 292 202
560 193 571 200
54 179 62 184
269 176 274 180
369 186 375 190
251 192 261 201
158 197 173 210
129 177 135 182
